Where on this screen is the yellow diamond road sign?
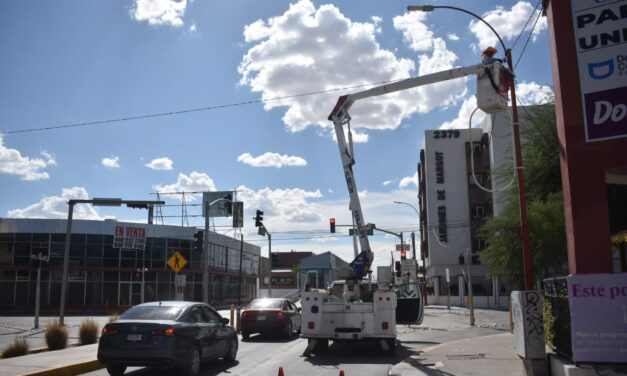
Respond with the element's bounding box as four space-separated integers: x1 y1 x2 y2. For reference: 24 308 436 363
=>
167 251 187 273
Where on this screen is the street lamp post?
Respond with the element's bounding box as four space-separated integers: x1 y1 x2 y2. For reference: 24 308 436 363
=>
407 5 534 290
32 252 49 329
60 198 164 325
462 248 476 326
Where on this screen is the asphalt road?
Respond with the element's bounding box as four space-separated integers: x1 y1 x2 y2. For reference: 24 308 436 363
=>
80 307 511 376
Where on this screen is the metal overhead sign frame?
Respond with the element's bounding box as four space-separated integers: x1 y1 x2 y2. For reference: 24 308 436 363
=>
202 191 234 217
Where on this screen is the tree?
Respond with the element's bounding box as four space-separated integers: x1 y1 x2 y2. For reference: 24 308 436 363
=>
479 104 568 289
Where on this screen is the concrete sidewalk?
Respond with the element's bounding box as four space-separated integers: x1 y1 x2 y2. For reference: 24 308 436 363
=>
0 344 101 376
389 332 525 376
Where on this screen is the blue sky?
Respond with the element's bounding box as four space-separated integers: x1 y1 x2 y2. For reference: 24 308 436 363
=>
0 0 553 268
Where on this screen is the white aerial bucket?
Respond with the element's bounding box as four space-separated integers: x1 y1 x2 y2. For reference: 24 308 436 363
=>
476 61 509 114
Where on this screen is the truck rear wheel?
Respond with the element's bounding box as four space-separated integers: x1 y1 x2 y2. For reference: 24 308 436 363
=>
316 339 329 352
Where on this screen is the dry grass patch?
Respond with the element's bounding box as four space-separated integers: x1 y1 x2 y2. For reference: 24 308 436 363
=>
45 320 68 350
79 318 99 345
1 338 29 359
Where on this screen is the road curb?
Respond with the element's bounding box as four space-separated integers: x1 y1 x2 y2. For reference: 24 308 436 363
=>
16 359 103 376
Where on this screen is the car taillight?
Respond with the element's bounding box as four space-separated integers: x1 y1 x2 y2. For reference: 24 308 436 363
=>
382 322 389 330
152 327 175 336
101 326 117 335
276 311 285 319
241 311 249 319
308 322 315 329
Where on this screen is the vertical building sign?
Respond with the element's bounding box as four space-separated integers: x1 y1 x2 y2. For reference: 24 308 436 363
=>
572 0 627 142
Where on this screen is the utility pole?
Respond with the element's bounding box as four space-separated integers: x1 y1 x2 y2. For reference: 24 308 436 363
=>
238 234 244 308
203 202 210 304
32 252 49 329
268 232 272 297
466 248 475 326
237 233 244 333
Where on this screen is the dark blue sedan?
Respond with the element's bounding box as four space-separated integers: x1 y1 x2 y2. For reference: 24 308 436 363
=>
97 301 237 376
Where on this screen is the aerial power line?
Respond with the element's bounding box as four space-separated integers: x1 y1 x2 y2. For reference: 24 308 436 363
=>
1 79 406 135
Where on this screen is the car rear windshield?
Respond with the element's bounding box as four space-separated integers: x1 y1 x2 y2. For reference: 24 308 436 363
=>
247 299 282 309
120 305 182 320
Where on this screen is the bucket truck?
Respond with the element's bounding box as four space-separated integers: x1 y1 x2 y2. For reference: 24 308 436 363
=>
300 60 510 355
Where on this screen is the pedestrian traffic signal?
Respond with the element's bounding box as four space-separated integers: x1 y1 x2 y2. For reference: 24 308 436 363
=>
254 210 264 227
330 218 336 233
401 251 407 260
193 230 204 252
395 261 401 277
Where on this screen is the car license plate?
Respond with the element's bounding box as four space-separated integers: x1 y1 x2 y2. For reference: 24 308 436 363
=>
126 334 142 342
257 315 266 320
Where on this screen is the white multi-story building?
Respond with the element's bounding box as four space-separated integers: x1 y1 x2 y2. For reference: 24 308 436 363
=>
418 107 541 306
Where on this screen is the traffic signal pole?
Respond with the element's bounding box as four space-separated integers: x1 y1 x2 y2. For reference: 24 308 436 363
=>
268 231 272 297
203 204 210 304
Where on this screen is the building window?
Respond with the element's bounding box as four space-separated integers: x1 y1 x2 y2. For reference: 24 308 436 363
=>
466 142 484 156
472 239 486 252
468 174 483 185
471 206 485 218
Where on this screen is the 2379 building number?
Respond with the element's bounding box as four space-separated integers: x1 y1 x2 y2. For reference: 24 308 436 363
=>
433 130 460 139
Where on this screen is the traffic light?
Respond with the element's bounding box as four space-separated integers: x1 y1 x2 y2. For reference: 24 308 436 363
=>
193 230 204 252
400 251 407 260
271 253 279 267
330 218 336 233
254 210 264 227
395 261 401 277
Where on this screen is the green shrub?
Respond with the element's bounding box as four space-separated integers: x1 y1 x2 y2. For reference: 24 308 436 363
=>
79 318 99 345
45 320 68 350
1 338 29 359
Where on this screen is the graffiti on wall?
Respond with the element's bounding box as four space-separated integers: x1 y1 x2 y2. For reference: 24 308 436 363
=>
512 291 545 359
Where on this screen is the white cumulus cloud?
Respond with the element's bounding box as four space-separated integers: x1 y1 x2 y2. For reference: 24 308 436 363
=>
236 185 323 223
131 0 187 27
447 33 460 41
399 172 418 189
393 11 434 52
237 152 307 168
0 135 55 180
382 179 397 186
7 187 104 219
240 0 468 138
153 171 217 200
469 1 547 51
102 156 120 169
440 96 487 130
146 157 173 170
515 81 554 105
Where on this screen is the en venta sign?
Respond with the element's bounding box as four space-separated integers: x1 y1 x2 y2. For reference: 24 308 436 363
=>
113 225 146 250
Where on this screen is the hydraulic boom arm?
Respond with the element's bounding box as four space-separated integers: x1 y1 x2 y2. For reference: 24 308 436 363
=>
329 63 490 280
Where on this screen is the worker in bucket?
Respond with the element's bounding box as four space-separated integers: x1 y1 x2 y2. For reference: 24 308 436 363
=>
481 46 500 64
